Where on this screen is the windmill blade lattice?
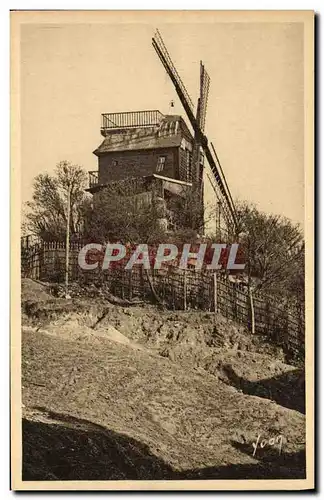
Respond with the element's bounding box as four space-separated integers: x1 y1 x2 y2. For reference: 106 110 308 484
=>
152 30 237 233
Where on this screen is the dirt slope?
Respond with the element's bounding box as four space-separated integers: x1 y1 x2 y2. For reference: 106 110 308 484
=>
21 279 306 480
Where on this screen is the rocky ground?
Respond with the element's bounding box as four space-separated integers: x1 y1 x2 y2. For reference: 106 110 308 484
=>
21 279 306 481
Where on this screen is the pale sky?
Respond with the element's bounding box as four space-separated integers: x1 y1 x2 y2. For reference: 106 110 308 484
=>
20 19 304 226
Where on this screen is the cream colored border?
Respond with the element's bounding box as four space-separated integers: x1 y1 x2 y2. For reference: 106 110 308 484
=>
10 10 314 491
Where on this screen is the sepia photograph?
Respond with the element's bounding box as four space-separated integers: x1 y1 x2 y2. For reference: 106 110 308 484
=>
11 10 314 491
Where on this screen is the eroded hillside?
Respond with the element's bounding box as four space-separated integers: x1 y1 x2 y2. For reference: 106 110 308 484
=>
21 279 306 480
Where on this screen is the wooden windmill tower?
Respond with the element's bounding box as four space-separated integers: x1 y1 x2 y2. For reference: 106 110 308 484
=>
152 29 237 238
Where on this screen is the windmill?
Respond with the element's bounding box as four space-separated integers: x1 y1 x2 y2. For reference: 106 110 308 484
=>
152 29 237 237
193 60 210 192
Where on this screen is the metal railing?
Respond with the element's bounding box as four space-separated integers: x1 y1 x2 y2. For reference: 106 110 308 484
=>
89 171 99 188
101 110 164 130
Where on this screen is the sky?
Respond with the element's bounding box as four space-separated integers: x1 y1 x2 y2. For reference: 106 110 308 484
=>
20 18 305 227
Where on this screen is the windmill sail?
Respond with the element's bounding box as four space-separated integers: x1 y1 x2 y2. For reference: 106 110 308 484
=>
192 61 210 194
152 29 237 234
198 61 210 133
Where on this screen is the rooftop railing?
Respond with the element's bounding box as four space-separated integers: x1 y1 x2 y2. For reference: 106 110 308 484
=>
101 110 164 131
88 171 99 189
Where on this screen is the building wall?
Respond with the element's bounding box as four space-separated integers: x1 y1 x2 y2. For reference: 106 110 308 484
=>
98 148 179 184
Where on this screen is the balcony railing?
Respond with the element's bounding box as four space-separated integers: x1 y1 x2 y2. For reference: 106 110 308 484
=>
89 171 99 189
101 110 164 131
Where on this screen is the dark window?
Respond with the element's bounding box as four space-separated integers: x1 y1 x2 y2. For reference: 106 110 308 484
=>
156 156 166 173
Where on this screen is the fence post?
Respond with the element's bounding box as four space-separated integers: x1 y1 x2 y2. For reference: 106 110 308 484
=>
232 283 237 321
249 288 255 334
183 270 187 311
265 299 270 336
128 270 133 300
172 270 176 310
120 269 123 299
65 187 71 298
295 303 303 344
35 247 40 280
41 242 45 281
213 272 218 315
140 266 144 296
284 310 290 352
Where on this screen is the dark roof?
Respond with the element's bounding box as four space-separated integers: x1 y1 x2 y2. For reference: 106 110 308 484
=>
94 115 193 156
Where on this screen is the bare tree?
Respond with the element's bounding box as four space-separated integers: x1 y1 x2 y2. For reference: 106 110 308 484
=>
236 200 304 303
23 161 89 241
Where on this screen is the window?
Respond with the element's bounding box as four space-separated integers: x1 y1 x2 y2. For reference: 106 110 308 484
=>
156 156 166 173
